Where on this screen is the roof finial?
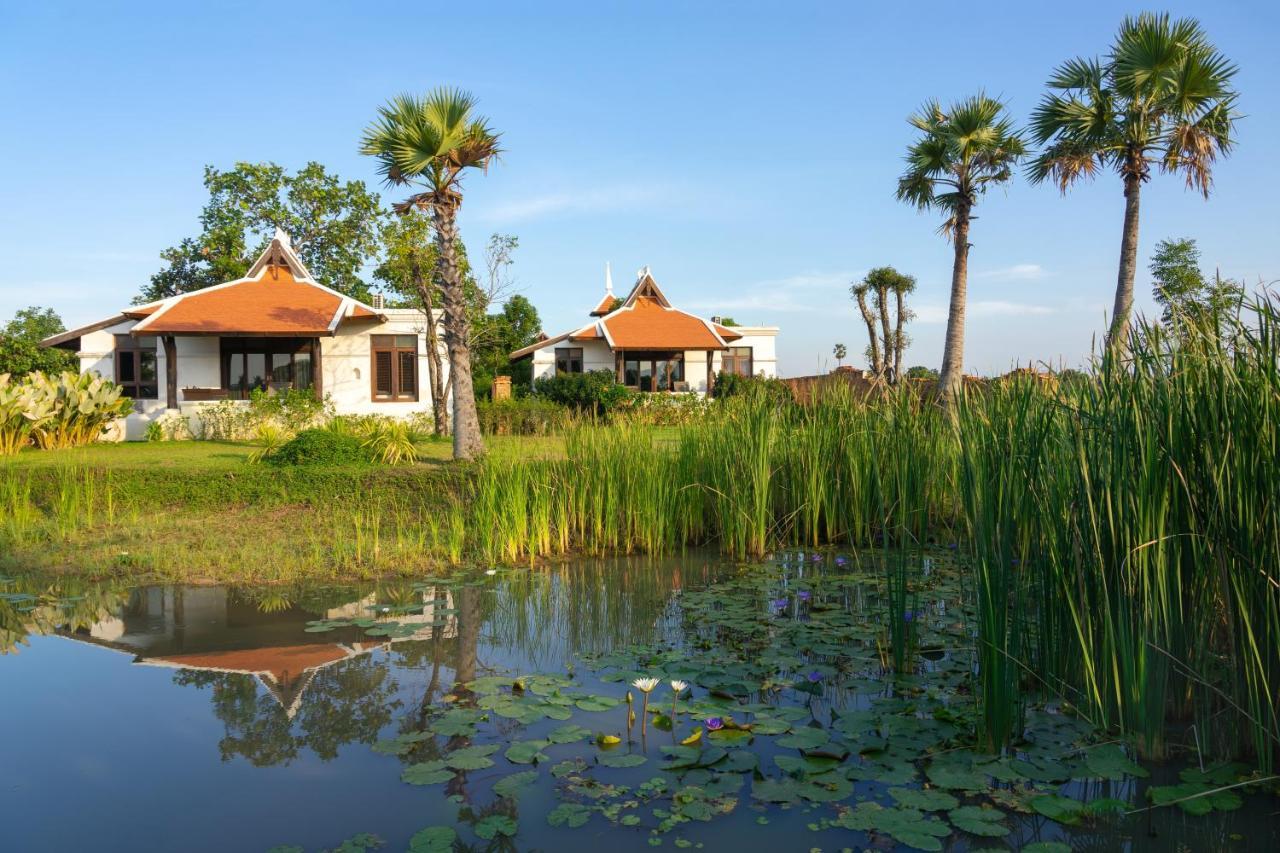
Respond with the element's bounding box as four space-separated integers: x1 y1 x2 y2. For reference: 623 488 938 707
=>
273 225 291 248
605 262 613 295
638 264 651 281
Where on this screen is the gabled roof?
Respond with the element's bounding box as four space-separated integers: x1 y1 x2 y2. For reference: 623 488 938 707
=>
511 268 741 360
41 230 384 346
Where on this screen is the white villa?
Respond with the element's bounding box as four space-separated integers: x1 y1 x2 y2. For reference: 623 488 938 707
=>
41 230 449 440
511 266 778 393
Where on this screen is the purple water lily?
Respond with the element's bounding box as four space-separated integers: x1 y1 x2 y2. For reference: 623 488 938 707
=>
811 553 823 562
835 556 848 566
772 598 789 610
807 671 823 683
797 590 812 601
904 611 915 623
705 717 724 731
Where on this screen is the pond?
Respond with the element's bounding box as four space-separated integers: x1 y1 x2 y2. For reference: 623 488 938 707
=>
1 552 1274 852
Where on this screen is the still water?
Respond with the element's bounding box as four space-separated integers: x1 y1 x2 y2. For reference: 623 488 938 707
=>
0 554 1275 852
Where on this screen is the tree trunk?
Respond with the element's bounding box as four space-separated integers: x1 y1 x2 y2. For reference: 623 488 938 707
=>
855 290 882 376
410 255 449 435
432 202 485 460
876 283 893 383
893 287 906 384
1108 169 1142 359
938 203 971 402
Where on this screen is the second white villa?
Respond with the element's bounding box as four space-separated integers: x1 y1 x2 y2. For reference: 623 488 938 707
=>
511 266 777 393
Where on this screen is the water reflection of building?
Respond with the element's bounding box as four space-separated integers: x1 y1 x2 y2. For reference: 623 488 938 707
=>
56 587 456 717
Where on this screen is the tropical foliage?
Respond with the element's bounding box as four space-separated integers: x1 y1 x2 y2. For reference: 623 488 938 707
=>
850 266 916 382
896 95 1026 398
0 371 131 454
140 161 384 303
361 87 502 461
0 307 76 378
1028 13 1240 352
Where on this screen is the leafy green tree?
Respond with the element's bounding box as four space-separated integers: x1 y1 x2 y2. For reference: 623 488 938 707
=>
472 295 541 398
1149 237 1243 341
851 266 916 383
0 307 76 377
1028 13 1240 355
897 96 1026 399
905 365 939 381
362 88 502 461
140 162 383 303
832 343 847 367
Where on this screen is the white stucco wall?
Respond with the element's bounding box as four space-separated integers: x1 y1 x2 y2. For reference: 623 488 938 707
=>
524 326 779 394
71 309 449 440
320 309 449 417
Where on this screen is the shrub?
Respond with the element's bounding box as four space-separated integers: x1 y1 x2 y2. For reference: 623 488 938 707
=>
477 397 574 435
0 373 47 456
267 428 370 466
247 422 291 463
613 392 711 427
713 371 792 406
27 371 132 449
247 387 333 431
360 419 422 465
145 412 192 442
534 370 633 414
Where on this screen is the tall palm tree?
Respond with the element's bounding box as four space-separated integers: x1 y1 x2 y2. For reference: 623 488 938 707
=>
896 95 1027 400
361 88 501 460
1028 13 1239 356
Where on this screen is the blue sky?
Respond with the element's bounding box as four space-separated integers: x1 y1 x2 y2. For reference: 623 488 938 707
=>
2 1 1276 376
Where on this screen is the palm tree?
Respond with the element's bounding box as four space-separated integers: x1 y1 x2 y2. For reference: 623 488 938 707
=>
1028 13 1239 356
361 88 501 460
896 95 1027 400
833 343 847 368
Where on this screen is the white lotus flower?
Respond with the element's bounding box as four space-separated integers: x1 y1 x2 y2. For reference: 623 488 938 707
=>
631 677 659 693
669 680 688 693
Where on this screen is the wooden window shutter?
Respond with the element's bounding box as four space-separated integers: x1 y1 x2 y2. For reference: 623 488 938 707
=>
374 350 393 397
397 351 416 395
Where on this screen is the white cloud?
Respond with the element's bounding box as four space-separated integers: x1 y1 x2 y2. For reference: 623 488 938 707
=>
477 185 667 223
974 263 1048 282
915 300 1055 323
685 269 859 314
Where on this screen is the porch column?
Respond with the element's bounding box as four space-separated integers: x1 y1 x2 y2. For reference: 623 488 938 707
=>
311 338 324 399
706 349 715 396
616 349 624 383
163 335 178 410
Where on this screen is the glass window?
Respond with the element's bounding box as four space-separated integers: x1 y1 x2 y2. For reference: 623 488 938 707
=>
722 347 753 377
371 334 418 401
555 347 583 375
114 335 158 400
219 338 318 399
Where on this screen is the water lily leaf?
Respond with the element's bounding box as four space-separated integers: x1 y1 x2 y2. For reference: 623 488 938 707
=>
720 750 759 773
1148 782 1243 815
547 724 593 744
1083 744 1149 780
1030 794 1086 825
371 731 431 755
596 733 622 746
474 814 517 840
775 726 829 750
707 727 751 744
749 717 790 735
776 754 841 777
680 728 703 745
504 740 550 765
445 744 500 770
575 694 621 712
1180 762 1248 786
430 710 480 737
401 761 453 786
948 805 1009 837
493 770 538 799
889 787 959 811
800 773 853 802
551 758 587 778
925 758 988 791
599 752 648 768
751 777 801 803
408 826 456 853
547 803 592 828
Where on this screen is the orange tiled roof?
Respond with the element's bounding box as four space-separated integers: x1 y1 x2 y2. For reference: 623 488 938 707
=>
599 296 728 349
137 266 376 336
590 293 618 316
150 644 351 684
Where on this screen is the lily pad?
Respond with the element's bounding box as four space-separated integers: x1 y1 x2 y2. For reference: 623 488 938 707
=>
444 744 500 771
889 787 959 811
401 761 453 786
547 803 593 828
493 770 538 799
599 752 648 768
504 740 550 765
408 827 456 852
948 805 1009 837
474 814 517 840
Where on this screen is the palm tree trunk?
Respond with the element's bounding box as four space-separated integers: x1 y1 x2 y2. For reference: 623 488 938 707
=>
855 290 882 376
938 203 971 402
411 256 449 436
876 283 893 383
893 286 906 383
1108 170 1142 358
432 203 485 460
